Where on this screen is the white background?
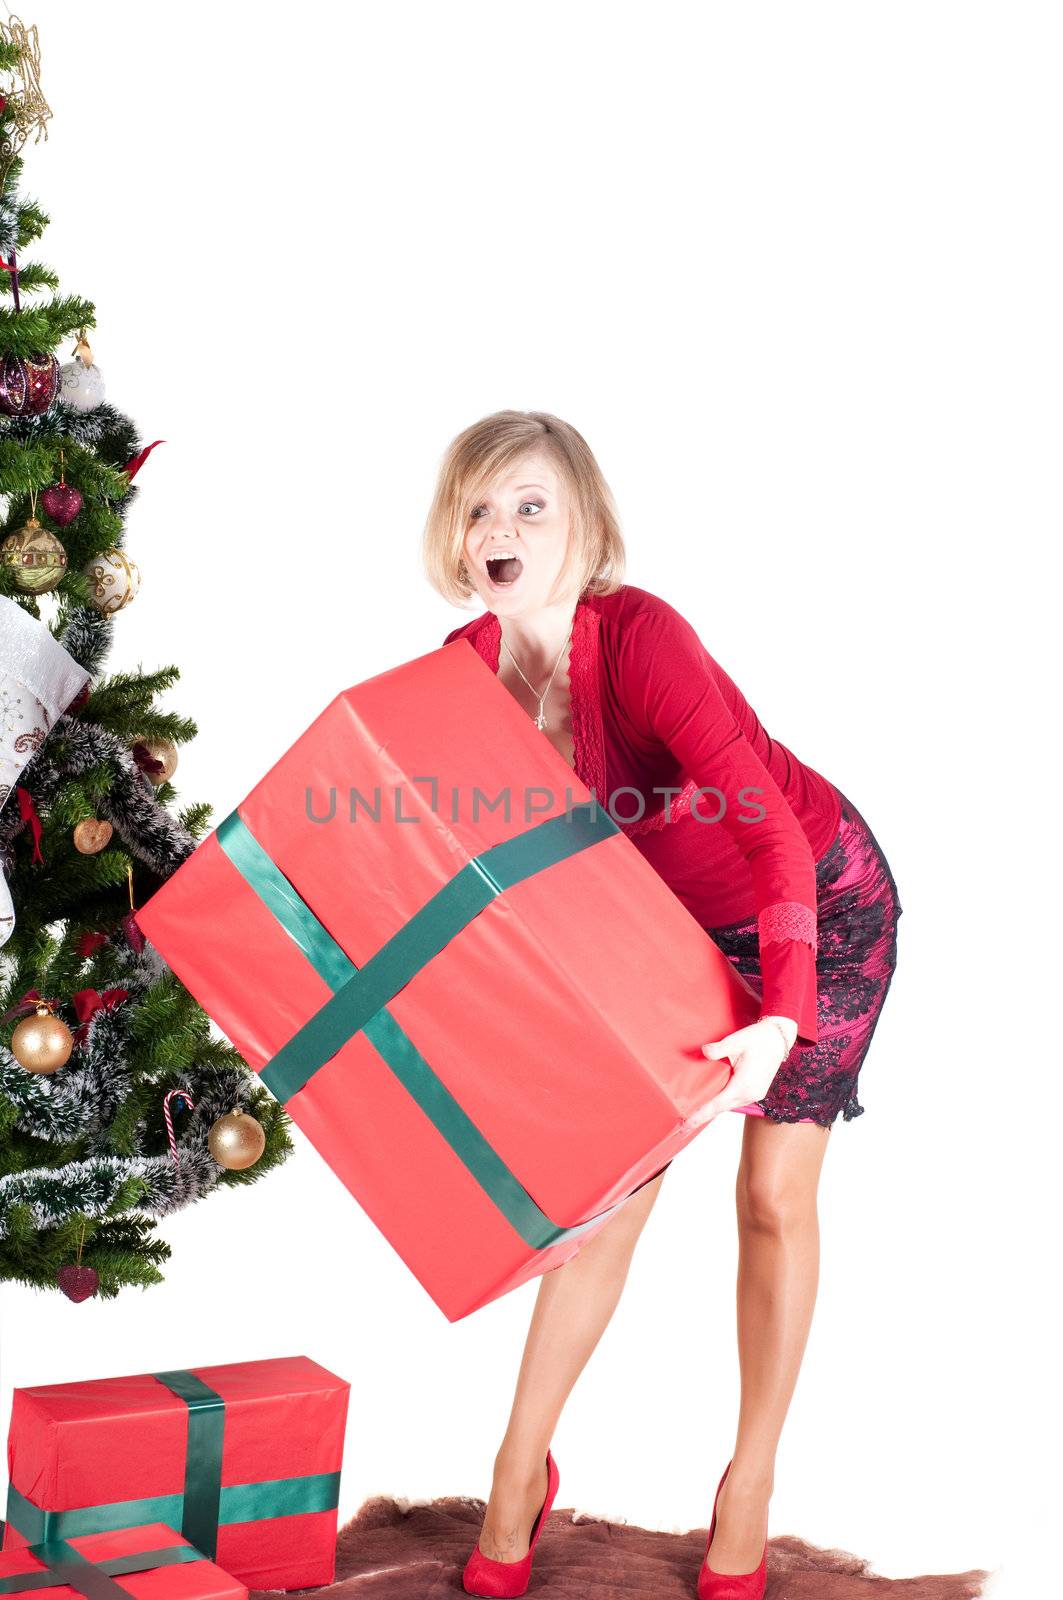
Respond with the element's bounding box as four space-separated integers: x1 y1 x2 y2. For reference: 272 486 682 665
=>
1 4 1060 1595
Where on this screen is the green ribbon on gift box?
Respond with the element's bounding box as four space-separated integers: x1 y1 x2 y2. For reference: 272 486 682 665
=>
216 800 653 1250
3 1370 340 1563
0 1538 207 1600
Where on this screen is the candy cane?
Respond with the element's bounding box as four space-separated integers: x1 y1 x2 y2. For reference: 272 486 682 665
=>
163 1088 195 1166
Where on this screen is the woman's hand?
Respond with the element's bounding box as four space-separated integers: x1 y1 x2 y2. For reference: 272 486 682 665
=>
695 1015 798 1122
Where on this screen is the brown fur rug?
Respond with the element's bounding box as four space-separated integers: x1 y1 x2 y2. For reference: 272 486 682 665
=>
253 1494 992 1599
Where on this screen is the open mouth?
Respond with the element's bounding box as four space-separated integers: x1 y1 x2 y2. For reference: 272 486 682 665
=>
485 554 523 587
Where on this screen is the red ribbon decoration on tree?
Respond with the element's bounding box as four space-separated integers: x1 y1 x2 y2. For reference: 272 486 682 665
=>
125 440 165 481
131 741 166 780
1 987 61 1023
76 922 145 958
70 986 130 1044
15 787 44 863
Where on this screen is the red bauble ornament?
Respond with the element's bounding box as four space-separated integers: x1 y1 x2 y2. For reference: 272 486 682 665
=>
56 1264 100 1302
41 483 84 526
0 352 61 416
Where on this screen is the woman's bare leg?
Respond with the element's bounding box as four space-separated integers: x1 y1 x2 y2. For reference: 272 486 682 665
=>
705 1115 831 1575
475 1167 668 1563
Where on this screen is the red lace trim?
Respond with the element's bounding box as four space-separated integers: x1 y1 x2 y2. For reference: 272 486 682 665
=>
470 601 606 802
473 614 501 671
758 899 818 954
567 602 605 802
617 776 701 836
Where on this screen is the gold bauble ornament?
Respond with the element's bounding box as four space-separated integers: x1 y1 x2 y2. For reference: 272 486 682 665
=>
1 517 68 593
207 1109 266 1170
11 1003 74 1074
132 734 178 785
83 547 141 614
73 818 113 854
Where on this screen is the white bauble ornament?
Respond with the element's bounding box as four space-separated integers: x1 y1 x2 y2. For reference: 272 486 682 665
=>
60 357 106 412
83 548 141 614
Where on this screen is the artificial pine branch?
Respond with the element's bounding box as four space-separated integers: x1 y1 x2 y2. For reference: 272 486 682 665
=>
0 293 97 355
0 260 58 295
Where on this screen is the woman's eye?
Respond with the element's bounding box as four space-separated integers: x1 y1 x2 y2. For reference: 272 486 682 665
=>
470 501 543 520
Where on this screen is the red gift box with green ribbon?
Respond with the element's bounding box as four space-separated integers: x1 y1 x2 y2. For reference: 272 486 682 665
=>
135 641 760 1322
2 1358 349 1592
0 1523 246 1600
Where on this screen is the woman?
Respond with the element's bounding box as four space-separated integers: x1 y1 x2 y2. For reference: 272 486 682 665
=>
423 410 903 1600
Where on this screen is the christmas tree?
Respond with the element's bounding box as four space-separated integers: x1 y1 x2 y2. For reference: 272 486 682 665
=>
0 17 292 1301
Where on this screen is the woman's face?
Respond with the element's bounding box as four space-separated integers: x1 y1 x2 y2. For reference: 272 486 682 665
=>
462 456 576 616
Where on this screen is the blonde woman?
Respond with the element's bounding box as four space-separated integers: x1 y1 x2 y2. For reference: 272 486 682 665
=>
423 411 902 1600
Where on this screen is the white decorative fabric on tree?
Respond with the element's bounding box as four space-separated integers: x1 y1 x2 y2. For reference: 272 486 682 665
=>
0 596 91 944
0 871 10 942
0 594 90 808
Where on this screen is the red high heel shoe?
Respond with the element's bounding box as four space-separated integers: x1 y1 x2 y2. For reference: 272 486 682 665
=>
696 1459 768 1600
462 1449 560 1598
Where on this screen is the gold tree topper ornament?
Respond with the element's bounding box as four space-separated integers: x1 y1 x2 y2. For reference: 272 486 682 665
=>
0 15 52 185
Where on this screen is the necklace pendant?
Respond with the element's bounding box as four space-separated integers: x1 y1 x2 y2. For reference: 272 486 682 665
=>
534 710 547 731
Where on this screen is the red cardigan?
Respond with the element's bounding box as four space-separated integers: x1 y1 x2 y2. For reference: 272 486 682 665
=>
443 583 842 1045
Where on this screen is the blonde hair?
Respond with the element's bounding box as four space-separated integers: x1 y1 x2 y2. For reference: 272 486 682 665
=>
422 410 626 609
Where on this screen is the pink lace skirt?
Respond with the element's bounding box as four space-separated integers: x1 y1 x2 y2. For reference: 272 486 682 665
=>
708 789 903 1128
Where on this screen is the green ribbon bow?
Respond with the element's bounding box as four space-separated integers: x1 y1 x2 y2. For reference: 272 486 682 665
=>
4 1371 340 1561
216 799 657 1248
0 1539 207 1600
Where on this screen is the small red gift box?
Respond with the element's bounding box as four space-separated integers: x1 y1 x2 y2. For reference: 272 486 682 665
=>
0 1524 246 1600
3 1357 349 1592
136 640 760 1321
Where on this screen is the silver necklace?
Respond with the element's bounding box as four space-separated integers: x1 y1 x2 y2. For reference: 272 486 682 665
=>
500 622 574 731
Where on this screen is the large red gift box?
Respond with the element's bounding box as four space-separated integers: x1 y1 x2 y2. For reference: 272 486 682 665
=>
2 1357 349 1592
0 1524 246 1600
136 640 760 1321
